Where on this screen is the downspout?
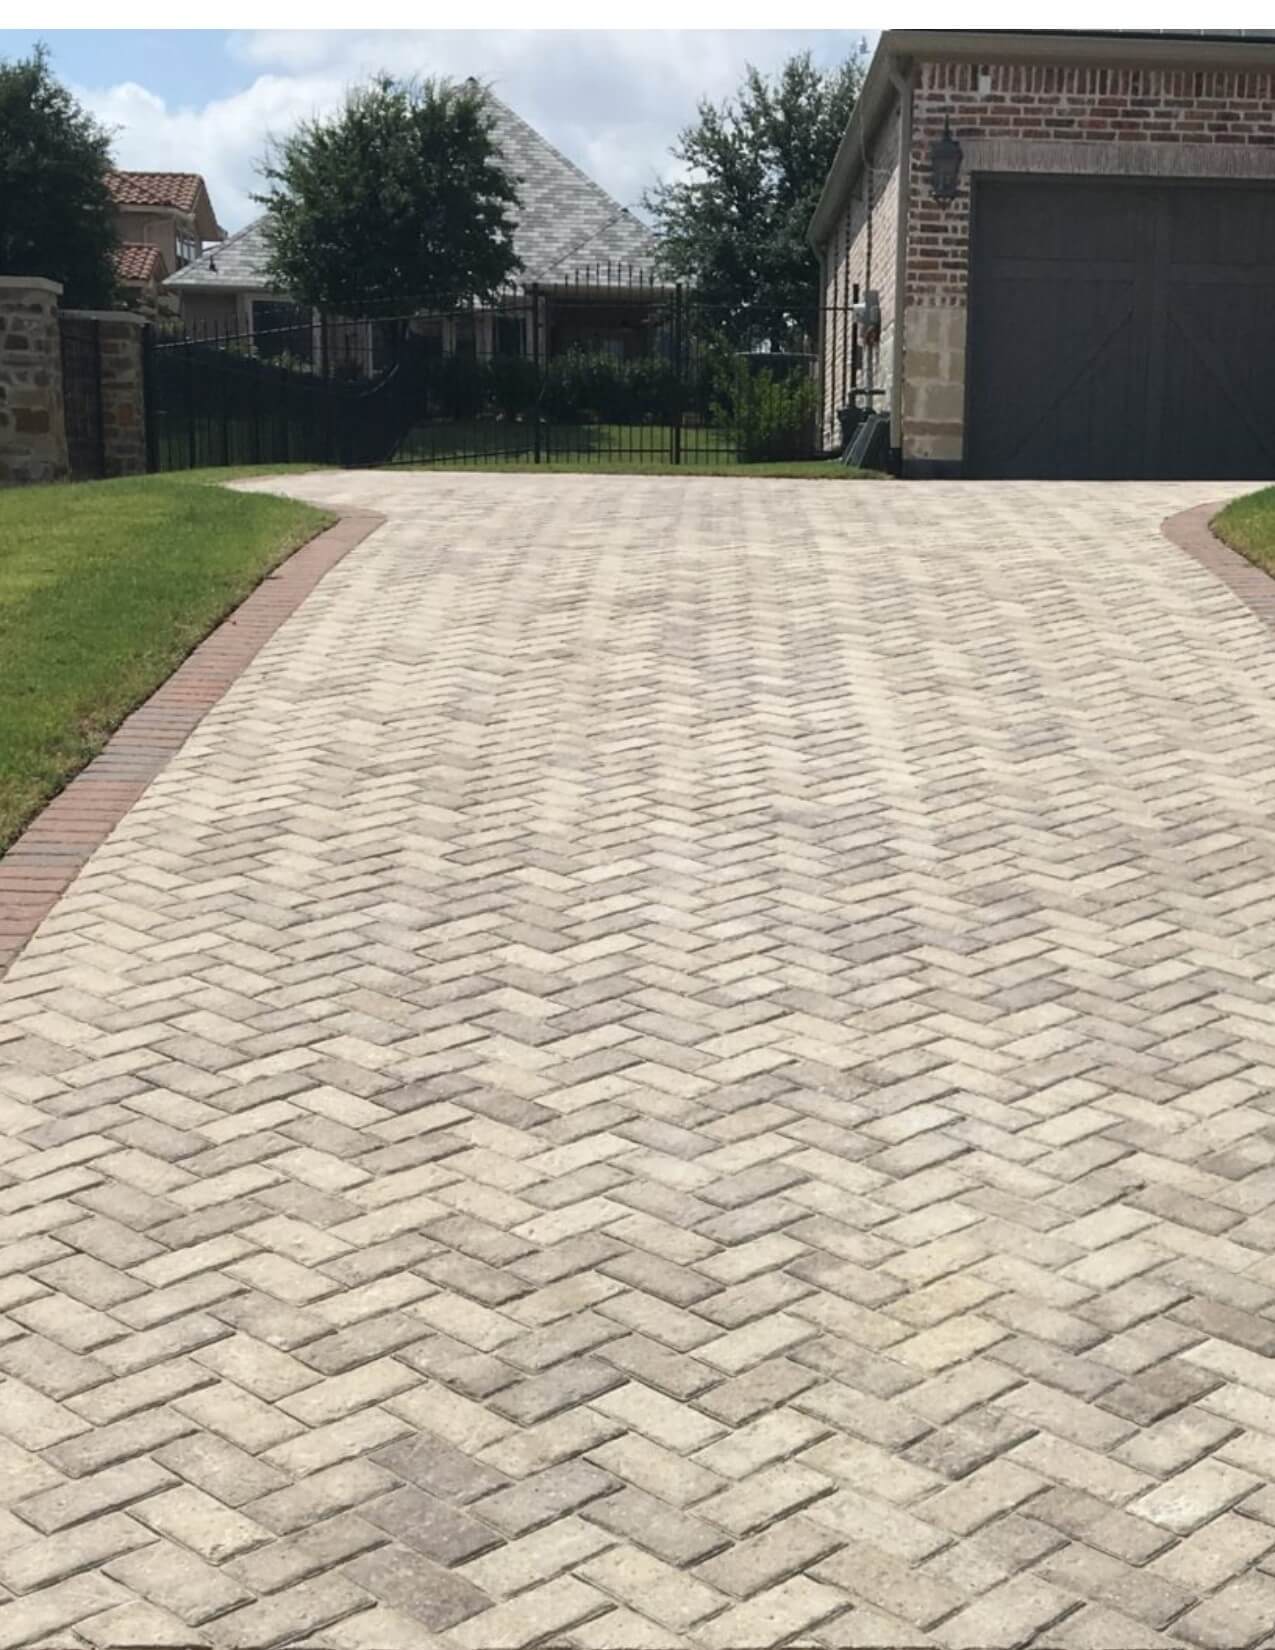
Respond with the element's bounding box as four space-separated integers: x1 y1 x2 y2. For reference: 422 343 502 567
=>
860 156 873 397
815 247 828 452
889 59 913 467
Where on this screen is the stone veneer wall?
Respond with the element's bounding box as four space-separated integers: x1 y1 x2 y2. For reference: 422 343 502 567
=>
0 283 150 487
0 276 69 486
901 56 1275 470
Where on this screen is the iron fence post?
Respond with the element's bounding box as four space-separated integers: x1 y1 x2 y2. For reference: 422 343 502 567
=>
219 325 230 465
672 284 684 467
185 334 196 471
532 283 542 466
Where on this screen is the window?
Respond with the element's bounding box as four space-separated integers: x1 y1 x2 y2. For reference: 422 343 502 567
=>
252 301 313 366
175 232 200 268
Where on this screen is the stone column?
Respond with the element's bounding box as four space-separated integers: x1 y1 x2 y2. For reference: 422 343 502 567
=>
900 304 968 475
61 309 149 478
0 276 69 487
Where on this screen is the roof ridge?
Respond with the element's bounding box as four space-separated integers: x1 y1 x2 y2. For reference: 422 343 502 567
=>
479 86 638 224
167 90 655 293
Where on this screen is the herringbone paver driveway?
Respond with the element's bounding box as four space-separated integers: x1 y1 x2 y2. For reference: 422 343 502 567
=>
4 473 1275 1650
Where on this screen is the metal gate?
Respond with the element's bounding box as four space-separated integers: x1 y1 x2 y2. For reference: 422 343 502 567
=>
147 276 840 473
59 315 105 481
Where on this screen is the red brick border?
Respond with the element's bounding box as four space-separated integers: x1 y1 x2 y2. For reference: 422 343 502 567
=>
1162 499 1275 633
0 506 383 978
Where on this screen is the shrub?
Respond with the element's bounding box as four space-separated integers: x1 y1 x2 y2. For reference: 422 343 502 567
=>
711 353 817 462
435 352 486 419
488 354 540 419
537 349 692 424
625 355 685 422
540 351 621 422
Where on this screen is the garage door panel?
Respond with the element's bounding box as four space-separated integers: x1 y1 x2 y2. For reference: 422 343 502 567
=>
975 180 1149 264
970 280 1143 478
967 177 1275 480
1166 184 1275 266
1160 289 1275 478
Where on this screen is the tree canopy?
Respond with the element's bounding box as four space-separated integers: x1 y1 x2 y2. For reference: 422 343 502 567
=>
256 74 522 312
0 44 119 308
644 48 866 347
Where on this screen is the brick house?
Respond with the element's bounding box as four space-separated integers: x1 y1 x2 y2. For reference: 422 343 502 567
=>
811 31 1275 478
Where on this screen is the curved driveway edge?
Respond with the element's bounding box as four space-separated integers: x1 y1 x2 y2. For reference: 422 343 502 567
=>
1162 501 1275 636
0 504 384 979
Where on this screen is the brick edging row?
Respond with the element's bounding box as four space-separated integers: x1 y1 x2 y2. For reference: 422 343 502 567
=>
1161 499 1275 633
0 505 383 979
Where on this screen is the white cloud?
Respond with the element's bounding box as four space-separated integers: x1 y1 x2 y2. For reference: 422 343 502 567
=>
78 30 870 233
80 72 349 232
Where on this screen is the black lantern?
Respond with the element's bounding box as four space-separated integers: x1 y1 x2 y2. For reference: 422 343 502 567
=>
929 117 963 203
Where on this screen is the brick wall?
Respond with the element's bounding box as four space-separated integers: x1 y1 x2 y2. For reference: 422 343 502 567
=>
907 58 1275 310
0 277 69 486
819 104 901 451
901 54 1275 470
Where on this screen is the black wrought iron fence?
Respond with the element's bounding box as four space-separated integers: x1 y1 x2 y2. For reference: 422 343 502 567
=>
59 315 104 480
147 274 847 473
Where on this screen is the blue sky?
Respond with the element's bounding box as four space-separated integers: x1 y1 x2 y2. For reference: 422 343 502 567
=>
1 30 871 234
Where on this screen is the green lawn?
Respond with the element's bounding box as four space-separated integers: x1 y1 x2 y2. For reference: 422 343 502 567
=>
0 475 331 853
395 419 717 465
1212 488 1275 574
403 458 882 480
177 464 335 484
390 420 881 475
389 422 879 479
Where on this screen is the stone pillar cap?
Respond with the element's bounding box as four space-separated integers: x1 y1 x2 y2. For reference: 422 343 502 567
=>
0 275 63 296
60 308 148 326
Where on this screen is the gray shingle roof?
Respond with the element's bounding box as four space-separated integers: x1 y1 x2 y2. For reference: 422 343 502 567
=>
167 87 657 294
166 218 274 291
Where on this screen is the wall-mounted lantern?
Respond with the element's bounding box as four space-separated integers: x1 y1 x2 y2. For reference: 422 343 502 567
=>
929 117 963 203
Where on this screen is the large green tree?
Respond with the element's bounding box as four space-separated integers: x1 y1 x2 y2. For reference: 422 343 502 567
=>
0 44 118 307
256 74 521 312
644 48 866 347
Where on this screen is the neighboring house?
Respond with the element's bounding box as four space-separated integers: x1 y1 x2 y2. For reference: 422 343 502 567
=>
112 243 169 317
811 30 1275 479
107 172 226 318
165 87 659 367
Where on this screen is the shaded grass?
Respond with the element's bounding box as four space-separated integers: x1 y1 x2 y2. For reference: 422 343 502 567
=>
390 420 883 473
397 420 728 465
175 464 337 484
396 457 884 480
1213 488 1275 575
0 475 331 854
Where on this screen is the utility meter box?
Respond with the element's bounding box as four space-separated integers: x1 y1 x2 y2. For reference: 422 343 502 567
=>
852 290 882 343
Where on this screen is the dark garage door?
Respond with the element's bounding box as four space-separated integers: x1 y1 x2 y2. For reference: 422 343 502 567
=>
966 176 1275 480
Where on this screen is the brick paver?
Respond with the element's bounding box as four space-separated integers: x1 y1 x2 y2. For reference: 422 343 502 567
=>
1 472 1274 1648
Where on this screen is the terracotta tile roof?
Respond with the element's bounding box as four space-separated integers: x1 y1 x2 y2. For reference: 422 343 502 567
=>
107 171 205 212
114 243 166 283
